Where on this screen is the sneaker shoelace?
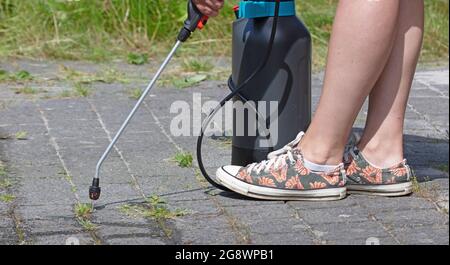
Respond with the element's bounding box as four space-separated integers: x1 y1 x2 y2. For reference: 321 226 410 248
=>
247 150 296 175
267 131 305 160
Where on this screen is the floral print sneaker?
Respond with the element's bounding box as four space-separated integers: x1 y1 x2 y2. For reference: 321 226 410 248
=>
344 147 413 196
216 149 347 201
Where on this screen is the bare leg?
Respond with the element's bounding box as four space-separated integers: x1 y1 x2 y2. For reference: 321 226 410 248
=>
299 0 400 165
357 0 425 168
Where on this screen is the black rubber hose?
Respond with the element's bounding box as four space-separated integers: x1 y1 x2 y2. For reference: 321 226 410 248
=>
196 1 281 191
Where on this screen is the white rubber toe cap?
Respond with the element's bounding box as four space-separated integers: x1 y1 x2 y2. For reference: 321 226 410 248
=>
216 165 242 178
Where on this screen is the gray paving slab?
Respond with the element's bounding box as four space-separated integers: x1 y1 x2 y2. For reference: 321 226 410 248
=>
0 60 448 245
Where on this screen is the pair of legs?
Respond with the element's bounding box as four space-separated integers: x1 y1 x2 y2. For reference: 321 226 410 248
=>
300 0 424 168
216 0 424 200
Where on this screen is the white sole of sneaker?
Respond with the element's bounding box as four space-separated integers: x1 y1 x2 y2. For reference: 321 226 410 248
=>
216 167 347 201
347 182 413 197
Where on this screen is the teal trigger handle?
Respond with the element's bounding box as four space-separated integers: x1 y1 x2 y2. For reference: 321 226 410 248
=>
177 0 209 42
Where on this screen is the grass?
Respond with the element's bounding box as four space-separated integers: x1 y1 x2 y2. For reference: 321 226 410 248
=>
15 70 32 80
119 195 188 220
127 52 148 65
128 88 143 100
0 161 13 190
0 161 16 205
0 161 6 177
58 65 128 84
0 1 446 69
0 131 28 140
73 82 91 97
119 195 188 237
14 87 38 95
168 74 208 89
411 174 421 194
182 59 213 73
15 131 28 140
74 202 93 219
77 218 98 231
0 194 15 203
59 90 72 98
435 164 449 173
0 69 33 82
172 151 193 168
74 202 97 231
0 179 12 189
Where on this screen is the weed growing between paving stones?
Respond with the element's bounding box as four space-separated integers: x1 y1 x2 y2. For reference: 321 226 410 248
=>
119 196 188 220
0 69 7 80
0 131 28 140
0 69 33 82
171 74 208 89
14 87 39 95
0 162 13 190
14 131 28 140
74 202 93 219
411 175 421 194
58 90 72 98
411 176 447 214
182 59 213 73
435 164 449 173
0 179 12 189
127 52 148 65
14 131 27 140
0 162 15 203
0 161 6 177
172 151 193 168
59 65 129 84
128 88 143 100
73 82 91 97
119 195 189 238
214 136 232 149
74 202 98 231
0 194 16 203
15 70 32 80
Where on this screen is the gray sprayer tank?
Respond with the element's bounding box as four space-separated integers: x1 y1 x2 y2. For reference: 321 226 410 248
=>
231 1 312 166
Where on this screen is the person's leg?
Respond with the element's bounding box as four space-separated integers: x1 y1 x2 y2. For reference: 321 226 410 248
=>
299 0 400 165
357 0 425 168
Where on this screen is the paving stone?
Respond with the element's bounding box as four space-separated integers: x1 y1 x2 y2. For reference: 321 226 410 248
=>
0 60 448 245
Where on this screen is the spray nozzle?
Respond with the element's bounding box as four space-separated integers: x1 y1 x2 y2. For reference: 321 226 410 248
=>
177 0 209 42
89 178 101 200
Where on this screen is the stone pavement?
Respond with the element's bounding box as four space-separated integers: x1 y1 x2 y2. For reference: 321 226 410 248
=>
0 59 448 245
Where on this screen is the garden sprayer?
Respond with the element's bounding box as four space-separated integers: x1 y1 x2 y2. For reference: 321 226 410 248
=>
89 0 311 201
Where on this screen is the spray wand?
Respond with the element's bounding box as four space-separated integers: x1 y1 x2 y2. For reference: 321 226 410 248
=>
90 0 282 201
89 0 208 201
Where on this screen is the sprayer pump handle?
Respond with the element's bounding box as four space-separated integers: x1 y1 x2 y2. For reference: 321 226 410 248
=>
177 0 209 42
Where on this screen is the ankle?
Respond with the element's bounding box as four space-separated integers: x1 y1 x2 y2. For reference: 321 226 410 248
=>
357 140 404 168
299 138 343 166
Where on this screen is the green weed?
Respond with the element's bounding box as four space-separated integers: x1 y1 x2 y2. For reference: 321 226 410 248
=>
127 52 148 65
14 87 38 95
128 88 143 100
0 194 16 203
74 202 93 219
182 59 213 73
59 90 72 98
15 70 32 80
15 131 28 140
172 151 193 168
436 164 449 173
119 195 188 221
171 74 207 89
73 82 91 97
